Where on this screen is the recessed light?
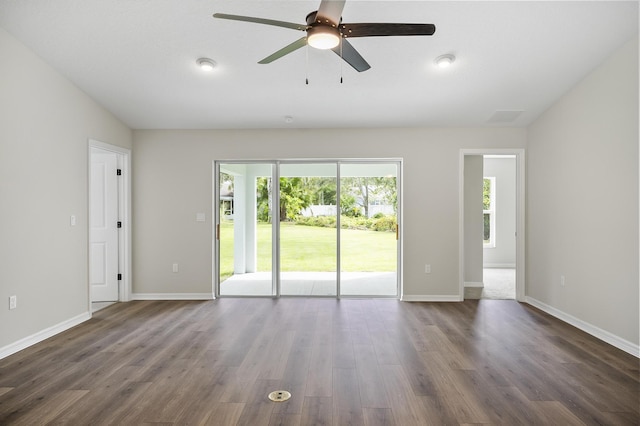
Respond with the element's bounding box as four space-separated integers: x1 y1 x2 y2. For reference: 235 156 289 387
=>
435 54 455 68
197 58 217 71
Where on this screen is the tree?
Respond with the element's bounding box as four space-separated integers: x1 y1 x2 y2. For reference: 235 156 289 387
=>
341 177 397 217
303 177 337 205
279 177 311 221
340 193 361 217
256 177 271 222
255 175 397 221
374 177 397 213
256 177 311 222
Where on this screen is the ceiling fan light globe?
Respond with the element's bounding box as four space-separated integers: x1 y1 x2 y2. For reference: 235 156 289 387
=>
307 27 340 50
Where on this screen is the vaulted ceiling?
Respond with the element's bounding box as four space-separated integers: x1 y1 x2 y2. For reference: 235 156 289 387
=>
0 1 637 129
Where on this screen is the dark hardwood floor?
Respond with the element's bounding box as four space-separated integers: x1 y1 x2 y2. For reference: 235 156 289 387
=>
0 298 638 425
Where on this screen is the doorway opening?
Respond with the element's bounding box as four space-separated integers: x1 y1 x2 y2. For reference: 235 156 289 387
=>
88 140 131 310
214 160 401 298
459 150 525 301
481 156 517 299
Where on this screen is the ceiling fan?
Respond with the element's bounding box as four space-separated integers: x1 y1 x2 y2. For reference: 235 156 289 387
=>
213 0 436 72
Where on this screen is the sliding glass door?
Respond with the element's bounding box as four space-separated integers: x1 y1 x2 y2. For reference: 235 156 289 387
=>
215 160 400 298
217 162 275 296
280 163 338 296
340 163 398 297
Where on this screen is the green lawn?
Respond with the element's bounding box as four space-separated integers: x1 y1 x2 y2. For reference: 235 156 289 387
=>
219 221 396 281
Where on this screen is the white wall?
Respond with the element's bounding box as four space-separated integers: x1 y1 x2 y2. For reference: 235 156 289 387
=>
0 27 132 352
483 157 516 267
464 155 484 284
527 35 639 347
132 128 526 299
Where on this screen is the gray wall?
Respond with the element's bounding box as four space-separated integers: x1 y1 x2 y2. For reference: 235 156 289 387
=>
483 157 516 267
464 155 484 284
132 128 526 299
0 27 132 350
527 36 639 346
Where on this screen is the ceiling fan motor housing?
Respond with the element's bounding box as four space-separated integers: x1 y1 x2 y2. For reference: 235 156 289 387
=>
306 10 342 49
306 10 340 27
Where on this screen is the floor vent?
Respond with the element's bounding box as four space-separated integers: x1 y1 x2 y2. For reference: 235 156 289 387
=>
268 390 291 402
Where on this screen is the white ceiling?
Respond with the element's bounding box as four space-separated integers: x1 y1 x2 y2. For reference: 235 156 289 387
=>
0 1 637 130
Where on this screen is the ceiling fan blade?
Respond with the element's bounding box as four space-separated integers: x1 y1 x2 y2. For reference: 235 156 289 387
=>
258 37 308 64
340 22 436 37
331 39 370 72
213 13 307 31
316 0 346 26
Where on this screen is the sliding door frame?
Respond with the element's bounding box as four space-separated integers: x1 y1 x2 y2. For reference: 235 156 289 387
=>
214 158 402 299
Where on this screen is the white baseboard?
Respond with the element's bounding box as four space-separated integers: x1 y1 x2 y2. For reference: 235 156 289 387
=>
131 293 214 300
525 297 639 358
402 295 462 302
464 281 485 288
483 263 516 268
0 311 91 360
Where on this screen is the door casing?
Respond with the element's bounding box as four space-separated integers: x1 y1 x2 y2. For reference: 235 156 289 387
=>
458 149 525 301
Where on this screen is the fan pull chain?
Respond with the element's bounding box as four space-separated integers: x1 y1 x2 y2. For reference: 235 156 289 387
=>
305 41 309 85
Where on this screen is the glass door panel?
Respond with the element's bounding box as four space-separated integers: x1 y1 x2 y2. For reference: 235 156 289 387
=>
339 163 399 297
279 163 337 296
218 163 274 296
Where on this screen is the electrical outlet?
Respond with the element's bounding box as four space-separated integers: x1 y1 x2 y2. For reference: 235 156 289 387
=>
425 264 431 274
560 275 566 286
9 295 17 310
172 263 179 273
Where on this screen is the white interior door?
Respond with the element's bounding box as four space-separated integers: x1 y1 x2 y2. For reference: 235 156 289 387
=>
90 149 119 302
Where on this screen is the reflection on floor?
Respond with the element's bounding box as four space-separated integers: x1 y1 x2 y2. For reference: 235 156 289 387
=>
220 271 397 297
465 268 516 300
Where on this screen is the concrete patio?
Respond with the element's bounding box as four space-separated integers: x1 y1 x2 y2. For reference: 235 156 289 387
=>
220 271 398 297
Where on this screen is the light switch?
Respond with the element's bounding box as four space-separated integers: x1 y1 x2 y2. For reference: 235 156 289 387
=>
70 215 77 226
196 213 205 222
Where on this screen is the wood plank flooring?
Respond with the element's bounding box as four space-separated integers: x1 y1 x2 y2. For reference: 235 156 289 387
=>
0 299 638 425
